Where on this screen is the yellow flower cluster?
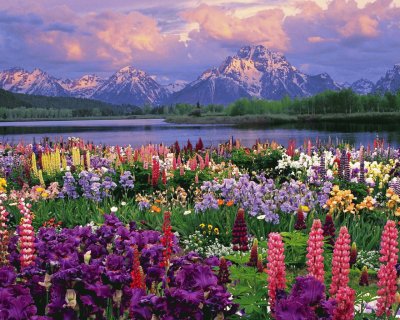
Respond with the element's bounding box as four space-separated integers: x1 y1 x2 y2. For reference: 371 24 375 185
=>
324 185 357 214
199 223 219 235
41 149 62 174
34 186 49 199
0 178 7 193
365 160 393 188
31 152 39 177
386 188 400 216
72 147 81 167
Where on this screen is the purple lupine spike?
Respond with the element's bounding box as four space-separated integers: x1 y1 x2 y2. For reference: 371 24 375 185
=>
319 152 326 180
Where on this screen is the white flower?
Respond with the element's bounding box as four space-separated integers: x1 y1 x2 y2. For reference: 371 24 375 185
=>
184 210 191 215
257 215 266 220
121 201 127 206
110 206 118 213
66 166 71 171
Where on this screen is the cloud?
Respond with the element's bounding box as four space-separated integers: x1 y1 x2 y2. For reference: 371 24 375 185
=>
181 4 289 51
0 0 399 83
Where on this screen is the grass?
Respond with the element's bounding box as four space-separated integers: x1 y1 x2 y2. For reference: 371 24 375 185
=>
166 112 400 126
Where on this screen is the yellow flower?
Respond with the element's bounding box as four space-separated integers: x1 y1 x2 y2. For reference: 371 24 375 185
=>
0 178 6 193
214 228 219 235
199 223 205 229
300 205 310 212
395 208 400 217
208 224 213 230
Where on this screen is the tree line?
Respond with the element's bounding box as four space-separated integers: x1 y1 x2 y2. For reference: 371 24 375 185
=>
226 90 400 116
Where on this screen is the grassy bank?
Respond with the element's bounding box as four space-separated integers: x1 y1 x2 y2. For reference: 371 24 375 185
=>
0 114 165 122
167 112 400 125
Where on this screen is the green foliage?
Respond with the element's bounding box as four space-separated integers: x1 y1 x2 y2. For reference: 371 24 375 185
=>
281 231 308 267
225 89 400 116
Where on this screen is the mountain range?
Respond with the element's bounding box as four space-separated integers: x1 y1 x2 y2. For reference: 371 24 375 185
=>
0 45 399 106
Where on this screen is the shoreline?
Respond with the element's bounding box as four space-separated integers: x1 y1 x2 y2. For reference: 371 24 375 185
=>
166 112 400 125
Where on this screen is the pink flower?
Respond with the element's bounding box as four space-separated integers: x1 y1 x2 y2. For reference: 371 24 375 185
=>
306 219 325 282
333 286 355 320
0 200 10 266
376 220 398 317
18 199 36 269
266 232 286 312
329 226 350 297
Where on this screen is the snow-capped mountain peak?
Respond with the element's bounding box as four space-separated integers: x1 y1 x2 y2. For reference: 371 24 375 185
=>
92 66 169 105
171 44 341 105
374 64 400 94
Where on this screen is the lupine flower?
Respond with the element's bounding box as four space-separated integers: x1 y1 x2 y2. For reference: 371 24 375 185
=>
18 199 36 269
306 219 325 283
376 220 398 317
217 257 231 285
257 254 264 273
319 151 326 180
333 286 355 320
0 200 10 266
131 246 146 290
359 146 365 183
247 239 258 267
232 208 248 252
350 242 357 267
329 226 350 297
294 209 307 230
359 266 369 286
323 213 336 247
267 232 286 312
344 153 351 181
160 211 173 268
152 158 160 187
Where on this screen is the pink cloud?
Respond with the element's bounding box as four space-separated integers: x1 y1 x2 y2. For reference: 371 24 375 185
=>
182 4 289 51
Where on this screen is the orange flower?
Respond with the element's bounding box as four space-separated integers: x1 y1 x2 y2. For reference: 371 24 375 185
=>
218 199 224 206
151 205 161 213
226 200 234 207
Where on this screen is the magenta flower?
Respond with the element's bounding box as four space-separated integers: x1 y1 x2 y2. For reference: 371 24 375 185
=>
267 232 286 312
306 219 324 282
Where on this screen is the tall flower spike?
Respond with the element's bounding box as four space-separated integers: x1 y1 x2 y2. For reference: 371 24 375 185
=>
267 232 286 312
359 266 369 286
160 211 173 268
350 242 357 267
247 239 258 267
232 208 249 252
0 200 10 266
218 257 231 285
376 220 399 317
306 219 325 282
339 149 346 179
151 157 160 187
344 152 351 182
18 198 36 269
329 226 350 297
130 245 146 290
359 146 365 184
294 209 307 230
320 151 326 180
333 286 355 320
323 213 336 247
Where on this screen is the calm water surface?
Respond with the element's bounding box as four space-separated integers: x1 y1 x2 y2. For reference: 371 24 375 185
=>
1 119 399 147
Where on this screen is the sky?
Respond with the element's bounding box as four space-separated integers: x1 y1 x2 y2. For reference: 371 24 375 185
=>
0 0 399 84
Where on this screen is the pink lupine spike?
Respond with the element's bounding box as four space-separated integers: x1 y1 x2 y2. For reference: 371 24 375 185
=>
306 219 325 282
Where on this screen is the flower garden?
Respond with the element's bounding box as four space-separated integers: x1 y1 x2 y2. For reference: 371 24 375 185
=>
1 136 400 319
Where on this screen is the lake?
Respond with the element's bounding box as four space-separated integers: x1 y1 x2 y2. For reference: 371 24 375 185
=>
1 119 399 148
